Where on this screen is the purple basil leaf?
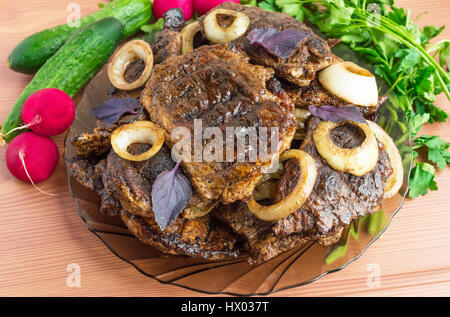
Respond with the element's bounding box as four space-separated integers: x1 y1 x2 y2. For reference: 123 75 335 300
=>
308 105 366 123
91 97 138 124
247 28 308 59
151 161 192 231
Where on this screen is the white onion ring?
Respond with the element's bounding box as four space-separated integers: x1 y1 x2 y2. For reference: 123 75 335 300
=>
204 9 250 44
108 40 154 91
181 21 201 54
367 121 404 198
318 61 378 107
313 120 379 176
247 150 318 222
111 121 164 162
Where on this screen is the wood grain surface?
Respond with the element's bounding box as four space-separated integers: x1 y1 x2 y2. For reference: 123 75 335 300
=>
0 0 449 297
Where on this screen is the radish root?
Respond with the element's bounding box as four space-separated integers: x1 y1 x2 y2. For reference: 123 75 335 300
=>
1 115 42 141
18 149 58 196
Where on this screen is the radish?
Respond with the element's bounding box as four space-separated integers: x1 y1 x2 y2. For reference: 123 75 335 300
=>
1 88 75 140
194 0 240 15
6 132 59 193
22 88 75 136
153 0 194 20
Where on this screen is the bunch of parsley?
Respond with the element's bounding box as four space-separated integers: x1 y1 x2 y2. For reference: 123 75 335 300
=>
253 0 450 198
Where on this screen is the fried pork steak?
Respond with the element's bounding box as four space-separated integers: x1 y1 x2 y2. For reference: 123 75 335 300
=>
70 144 239 260
141 44 296 204
199 2 333 86
214 117 392 263
282 77 388 121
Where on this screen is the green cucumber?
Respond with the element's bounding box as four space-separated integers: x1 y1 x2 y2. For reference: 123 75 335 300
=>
1 18 124 143
8 0 150 74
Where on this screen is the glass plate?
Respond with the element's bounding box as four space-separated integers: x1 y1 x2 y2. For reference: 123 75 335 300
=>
64 48 412 296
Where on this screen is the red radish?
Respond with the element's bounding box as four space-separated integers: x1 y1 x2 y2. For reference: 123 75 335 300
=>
194 0 240 15
153 0 194 20
21 88 75 136
6 132 59 186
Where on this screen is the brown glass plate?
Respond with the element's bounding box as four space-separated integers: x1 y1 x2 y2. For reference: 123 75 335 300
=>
64 62 412 296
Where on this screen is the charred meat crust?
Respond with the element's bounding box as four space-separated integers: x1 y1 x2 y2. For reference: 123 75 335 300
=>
69 158 122 216
69 102 147 158
214 117 391 263
141 43 296 204
213 201 309 264
121 210 238 260
199 2 333 86
69 158 105 192
152 29 183 65
151 8 184 65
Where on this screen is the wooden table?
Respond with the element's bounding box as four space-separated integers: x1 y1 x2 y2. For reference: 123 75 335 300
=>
0 0 449 297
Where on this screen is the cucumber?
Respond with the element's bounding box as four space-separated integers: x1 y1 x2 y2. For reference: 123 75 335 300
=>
8 0 150 74
1 18 124 143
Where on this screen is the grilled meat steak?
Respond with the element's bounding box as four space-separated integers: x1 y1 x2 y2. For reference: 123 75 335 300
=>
104 144 216 219
121 210 238 260
214 117 392 263
200 2 333 86
105 144 216 217
141 44 296 204
273 118 391 237
150 9 185 64
152 29 183 64
106 144 238 259
70 142 239 259
282 78 387 121
283 77 341 108
213 201 308 264
70 106 146 158
69 158 123 216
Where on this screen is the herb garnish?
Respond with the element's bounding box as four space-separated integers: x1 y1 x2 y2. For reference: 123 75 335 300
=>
91 97 138 125
309 105 366 123
151 161 192 231
247 28 308 59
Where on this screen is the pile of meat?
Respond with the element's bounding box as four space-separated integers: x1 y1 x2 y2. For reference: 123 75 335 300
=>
69 3 392 264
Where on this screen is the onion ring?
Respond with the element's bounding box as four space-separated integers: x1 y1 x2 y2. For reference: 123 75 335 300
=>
204 9 250 44
294 108 311 140
313 120 379 176
111 121 164 162
367 121 404 198
108 40 154 91
181 21 202 54
318 61 378 107
247 149 318 222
